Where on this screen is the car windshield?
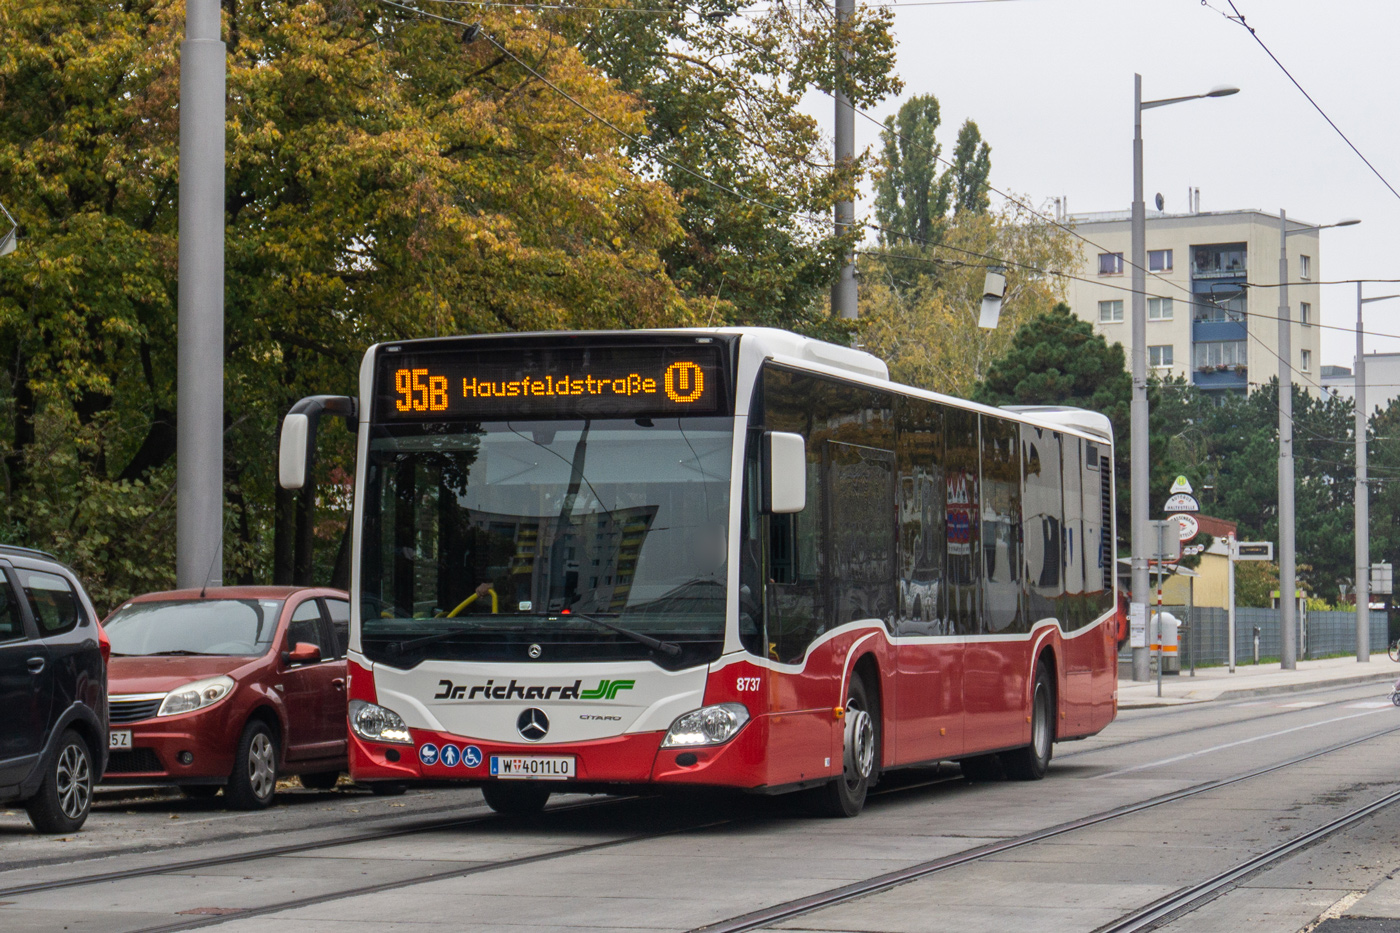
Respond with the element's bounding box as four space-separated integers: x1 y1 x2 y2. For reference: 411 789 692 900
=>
360 417 733 663
104 599 284 657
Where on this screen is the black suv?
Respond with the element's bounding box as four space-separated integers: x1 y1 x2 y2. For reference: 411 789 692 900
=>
0 546 107 832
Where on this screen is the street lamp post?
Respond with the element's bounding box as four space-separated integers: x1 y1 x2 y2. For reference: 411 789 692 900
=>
1354 288 1400 662
1130 76 1238 681
1277 213 1360 669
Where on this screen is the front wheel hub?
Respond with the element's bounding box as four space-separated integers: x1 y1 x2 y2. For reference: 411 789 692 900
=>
844 707 875 782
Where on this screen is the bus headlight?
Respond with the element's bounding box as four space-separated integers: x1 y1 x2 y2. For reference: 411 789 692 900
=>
661 703 750 747
157 676 235 717
349 700 414 745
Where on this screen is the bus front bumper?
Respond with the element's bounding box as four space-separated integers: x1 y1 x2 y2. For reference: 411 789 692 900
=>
348 717 770 789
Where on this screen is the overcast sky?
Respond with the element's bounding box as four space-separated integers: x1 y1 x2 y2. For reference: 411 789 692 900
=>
821 0 1399 368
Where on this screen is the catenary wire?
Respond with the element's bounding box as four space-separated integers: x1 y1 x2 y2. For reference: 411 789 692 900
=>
1213 0 1400 206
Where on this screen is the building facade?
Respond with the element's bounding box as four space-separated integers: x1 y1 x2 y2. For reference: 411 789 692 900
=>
1322 355 1400 416
1065 209 1323 398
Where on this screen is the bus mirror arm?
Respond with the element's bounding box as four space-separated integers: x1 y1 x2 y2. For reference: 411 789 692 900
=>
278 395 358 490
763 431 806 514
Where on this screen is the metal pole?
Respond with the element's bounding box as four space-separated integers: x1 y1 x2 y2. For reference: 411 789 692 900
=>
831 0 857 319
176 0 226 589
1356 281 1370 662
1188 575 1195 677
1156 522 1164 697
1130 74 1151 681
1278 209 1296 669
1228 534 1236 673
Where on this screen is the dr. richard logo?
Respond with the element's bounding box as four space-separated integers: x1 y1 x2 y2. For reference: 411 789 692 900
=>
433 678 635 701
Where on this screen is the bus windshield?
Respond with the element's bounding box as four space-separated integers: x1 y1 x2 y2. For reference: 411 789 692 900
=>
360 416 733 667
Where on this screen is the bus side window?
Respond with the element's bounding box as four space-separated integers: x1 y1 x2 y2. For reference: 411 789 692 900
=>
944 407 981 635
981 416 1024 634
1022 426 1064 624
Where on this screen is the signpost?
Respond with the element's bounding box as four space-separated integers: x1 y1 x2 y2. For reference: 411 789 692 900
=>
1228 539 1273 673
1149 519 1180 697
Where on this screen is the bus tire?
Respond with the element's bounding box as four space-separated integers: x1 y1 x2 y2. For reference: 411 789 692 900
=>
808 673 878 818
1001 660 1054 781
481 782 551 815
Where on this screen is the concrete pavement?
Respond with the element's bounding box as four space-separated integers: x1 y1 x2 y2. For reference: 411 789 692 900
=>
1119 655 1400 709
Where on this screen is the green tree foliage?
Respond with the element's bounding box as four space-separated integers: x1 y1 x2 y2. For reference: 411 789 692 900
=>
872 94 990 248
1235 560 1278 609
571 0 900 333
859 203 1077 399
0 0 717 605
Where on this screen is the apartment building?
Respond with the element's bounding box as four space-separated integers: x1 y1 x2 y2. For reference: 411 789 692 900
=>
1064 209 1323 398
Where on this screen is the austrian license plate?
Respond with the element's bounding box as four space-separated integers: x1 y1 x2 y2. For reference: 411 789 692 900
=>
109 730 132 750
489 755 575 780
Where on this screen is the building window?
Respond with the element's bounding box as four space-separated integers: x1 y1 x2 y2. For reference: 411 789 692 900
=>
1149 249 1173 272
1148 297 1173 321
1194 340 1247 371
1300 301 1311 326
1098 252 1124 275
1301 349 1312 372
1299 255 1312 279
1192 244 1247 277
1098 300 1124 323
1149 345 1174 368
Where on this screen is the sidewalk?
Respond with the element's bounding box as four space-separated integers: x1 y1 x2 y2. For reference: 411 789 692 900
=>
1118 655 1400 709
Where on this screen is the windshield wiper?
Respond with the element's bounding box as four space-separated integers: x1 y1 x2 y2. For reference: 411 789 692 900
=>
563 611 682 657
380 611 682 658
141 650 211 657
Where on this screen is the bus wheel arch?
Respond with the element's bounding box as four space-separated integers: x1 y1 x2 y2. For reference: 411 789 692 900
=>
1001 655 1055 781
1033 645 1060 740
807 654 880 818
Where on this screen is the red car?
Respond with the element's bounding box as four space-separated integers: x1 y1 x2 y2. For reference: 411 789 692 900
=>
101 586 354 808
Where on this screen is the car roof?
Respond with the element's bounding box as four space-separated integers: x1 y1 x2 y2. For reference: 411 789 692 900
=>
123 586 347 603
0 544 81 576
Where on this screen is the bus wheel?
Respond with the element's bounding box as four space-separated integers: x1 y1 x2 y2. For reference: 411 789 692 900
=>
808 674 877 818
1001 660 1054 781
481 782 551 815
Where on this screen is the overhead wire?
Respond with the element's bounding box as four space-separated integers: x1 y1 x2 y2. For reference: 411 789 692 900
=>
1213 0 1400 206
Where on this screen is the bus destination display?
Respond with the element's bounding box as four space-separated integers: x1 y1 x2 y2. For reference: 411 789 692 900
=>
376 345 723 420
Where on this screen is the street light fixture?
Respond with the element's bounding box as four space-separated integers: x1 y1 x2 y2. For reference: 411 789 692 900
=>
1129 75 1239 682
1354 287 1398 663
1277 212 1360 670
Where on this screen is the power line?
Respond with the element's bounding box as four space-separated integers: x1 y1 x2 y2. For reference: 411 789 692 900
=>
1215 0 1400 205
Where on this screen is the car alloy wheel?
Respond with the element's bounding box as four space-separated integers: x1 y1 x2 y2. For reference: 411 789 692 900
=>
55 741 92 821
248 731 276 802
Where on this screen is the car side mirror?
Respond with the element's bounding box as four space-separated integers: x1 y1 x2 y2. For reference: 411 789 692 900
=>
285 642 322 666
763 431 806 514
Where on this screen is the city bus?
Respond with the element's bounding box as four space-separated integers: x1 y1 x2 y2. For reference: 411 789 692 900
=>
278 328 1118 817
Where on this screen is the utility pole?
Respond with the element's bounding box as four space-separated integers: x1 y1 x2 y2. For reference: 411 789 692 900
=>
1278 209 1296 669
1357 281 1370 662
831 0 857 319
176 0 227 588
1129 74 1150 681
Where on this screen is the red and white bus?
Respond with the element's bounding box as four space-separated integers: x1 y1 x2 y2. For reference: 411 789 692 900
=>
279 328 1118 816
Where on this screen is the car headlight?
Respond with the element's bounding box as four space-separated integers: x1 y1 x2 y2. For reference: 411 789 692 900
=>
157 676 235 717
349 699 414 745
661 702 750 747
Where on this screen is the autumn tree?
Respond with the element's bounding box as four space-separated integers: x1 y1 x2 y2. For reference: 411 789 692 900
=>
0 0 702 603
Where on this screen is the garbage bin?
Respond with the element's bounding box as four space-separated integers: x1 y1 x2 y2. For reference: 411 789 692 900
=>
1151 611 1181 675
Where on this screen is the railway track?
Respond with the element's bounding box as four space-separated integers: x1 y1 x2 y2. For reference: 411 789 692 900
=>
688 723 1400 933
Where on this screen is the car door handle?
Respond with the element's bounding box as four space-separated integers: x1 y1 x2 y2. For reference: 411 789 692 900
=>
27 657 45 674
331 678 346 690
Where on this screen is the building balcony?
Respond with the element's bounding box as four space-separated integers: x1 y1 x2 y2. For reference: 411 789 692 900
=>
1194 367 1248 390
1193 320 1247 342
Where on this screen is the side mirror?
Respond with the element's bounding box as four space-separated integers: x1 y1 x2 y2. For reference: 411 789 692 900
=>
763 431 806 514
286 642 322 665
278 395 358 491
279 413 310 490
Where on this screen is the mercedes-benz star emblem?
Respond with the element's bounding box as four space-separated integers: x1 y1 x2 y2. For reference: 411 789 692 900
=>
516 707 549 742
528 643 542 659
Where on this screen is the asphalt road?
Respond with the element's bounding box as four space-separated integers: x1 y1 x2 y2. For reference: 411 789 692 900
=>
4 680 1400 933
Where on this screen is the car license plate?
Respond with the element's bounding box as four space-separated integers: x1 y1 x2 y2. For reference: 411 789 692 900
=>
489 755 574 780
109 730 132 750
